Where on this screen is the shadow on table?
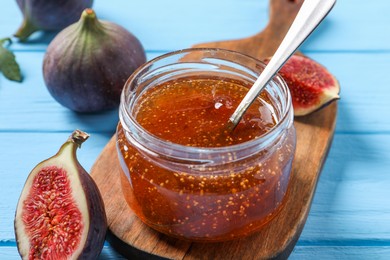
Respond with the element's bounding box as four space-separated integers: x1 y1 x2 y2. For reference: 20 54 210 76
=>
16 31 58 45
99 244 127 260
301 14 337 51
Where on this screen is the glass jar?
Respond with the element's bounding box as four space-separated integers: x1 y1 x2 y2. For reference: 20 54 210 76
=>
116 48 296 242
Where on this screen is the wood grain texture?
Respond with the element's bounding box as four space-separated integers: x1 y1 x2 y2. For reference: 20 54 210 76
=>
90 0 338 258
90 103 337 259
192 0 303 58
1 52 389 133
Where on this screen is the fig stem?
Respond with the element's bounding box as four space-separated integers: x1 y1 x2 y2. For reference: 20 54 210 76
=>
0 38 12 46
69 130 90 148
79 9 104 33
14 18 39 41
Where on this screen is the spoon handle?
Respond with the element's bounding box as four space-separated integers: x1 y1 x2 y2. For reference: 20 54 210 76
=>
228 0 336 128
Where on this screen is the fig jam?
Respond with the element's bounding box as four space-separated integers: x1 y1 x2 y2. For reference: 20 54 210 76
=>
117 49 296 241
135 77 276 147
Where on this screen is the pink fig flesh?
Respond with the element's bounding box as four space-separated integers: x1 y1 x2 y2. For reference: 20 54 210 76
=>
21 166 84 259
14 130 107 259
266 55 340 116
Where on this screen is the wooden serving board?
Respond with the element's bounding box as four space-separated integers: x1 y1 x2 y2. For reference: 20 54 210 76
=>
90 0 338 259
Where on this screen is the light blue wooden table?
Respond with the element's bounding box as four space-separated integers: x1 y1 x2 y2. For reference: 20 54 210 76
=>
1 0 389 259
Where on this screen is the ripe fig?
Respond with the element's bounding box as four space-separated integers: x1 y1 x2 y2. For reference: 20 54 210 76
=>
14 130 107 259
43 9 147 113
266 55 340 116
14 0 93 41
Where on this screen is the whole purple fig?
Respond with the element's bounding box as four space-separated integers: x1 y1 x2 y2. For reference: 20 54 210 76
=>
15 0 93 41
43 9 147 113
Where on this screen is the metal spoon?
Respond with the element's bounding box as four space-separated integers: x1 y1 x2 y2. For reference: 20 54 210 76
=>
227 0 336 130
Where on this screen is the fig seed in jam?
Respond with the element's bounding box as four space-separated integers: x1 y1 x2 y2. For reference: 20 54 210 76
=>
117 75 295 241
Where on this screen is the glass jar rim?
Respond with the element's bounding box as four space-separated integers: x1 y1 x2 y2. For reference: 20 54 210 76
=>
119 48 293 160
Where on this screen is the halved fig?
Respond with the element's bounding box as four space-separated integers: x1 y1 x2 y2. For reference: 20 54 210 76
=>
14 130 107 259
266 54 340 116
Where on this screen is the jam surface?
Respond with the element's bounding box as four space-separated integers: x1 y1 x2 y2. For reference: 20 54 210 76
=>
117 77 295 241
135 77 277 147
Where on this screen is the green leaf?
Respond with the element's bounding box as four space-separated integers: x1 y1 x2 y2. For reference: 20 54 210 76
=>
0 38 22 82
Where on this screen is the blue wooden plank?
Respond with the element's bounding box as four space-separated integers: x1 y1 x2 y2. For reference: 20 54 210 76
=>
0 0 268 52
0 246 126 259
0 51 162 133
298 133 390 243
1 51 390 133
291 246 390 260
0 0 389 259
1 133 389 242
308 52 390 134
301 0 390 52
0 1 389 52
2 245 390 259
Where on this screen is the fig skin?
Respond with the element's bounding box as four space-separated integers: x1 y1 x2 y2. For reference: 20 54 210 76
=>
15 0 93 41
265 54 340 116
43 9 147 113
14 130 107 259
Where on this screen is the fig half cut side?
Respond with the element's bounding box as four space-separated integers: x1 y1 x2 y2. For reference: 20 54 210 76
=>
265 54 340 116
14 130 107 260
